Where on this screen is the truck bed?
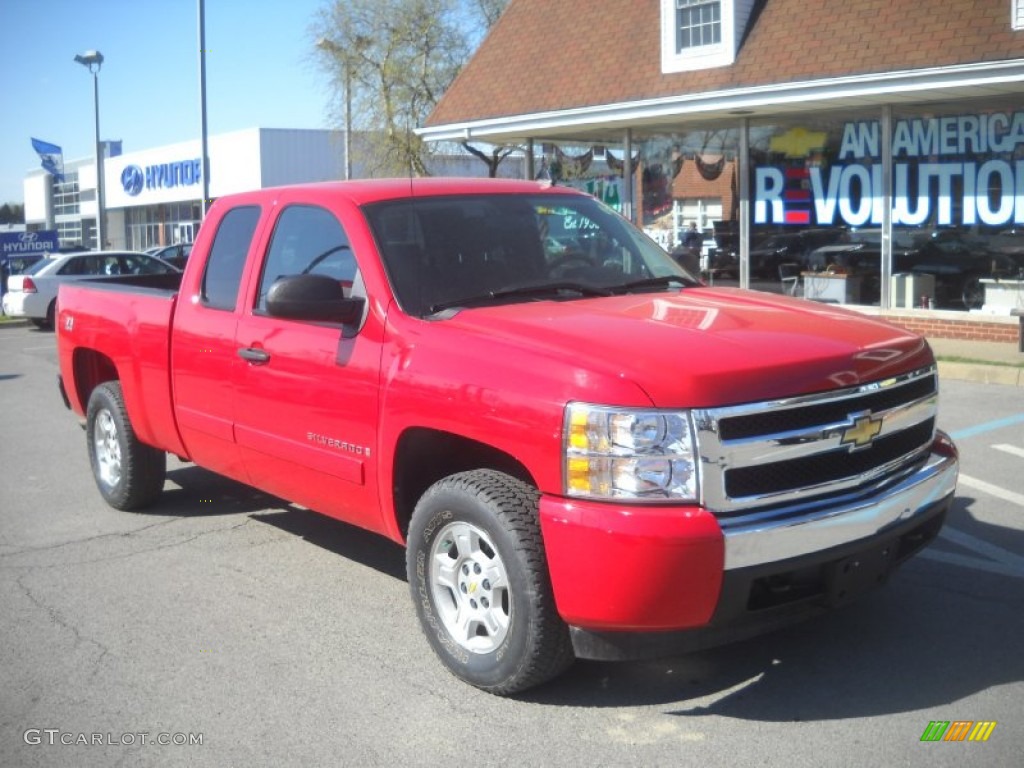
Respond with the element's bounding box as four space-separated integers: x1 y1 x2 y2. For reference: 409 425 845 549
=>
57 275 187 458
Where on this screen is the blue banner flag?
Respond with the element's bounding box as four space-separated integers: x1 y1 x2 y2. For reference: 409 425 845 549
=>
31 138 65 181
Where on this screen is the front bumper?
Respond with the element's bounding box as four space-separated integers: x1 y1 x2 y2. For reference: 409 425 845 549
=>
538 437 958 657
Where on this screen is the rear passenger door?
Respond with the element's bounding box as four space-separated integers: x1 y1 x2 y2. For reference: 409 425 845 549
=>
232 204 384 531
171 204 264 483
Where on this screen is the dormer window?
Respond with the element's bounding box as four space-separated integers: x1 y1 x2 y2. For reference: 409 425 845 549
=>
676 0 722 50
661 0 738 73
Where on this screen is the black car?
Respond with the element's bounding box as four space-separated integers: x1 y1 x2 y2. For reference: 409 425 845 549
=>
751 229 846 279
144 243 192 270
896 231 1023 309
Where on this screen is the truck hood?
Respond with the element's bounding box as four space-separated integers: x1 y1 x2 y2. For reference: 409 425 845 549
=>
438 287 934 408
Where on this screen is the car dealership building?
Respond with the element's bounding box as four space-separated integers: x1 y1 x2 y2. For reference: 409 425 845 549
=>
421 0 1024 338
23 128 348 253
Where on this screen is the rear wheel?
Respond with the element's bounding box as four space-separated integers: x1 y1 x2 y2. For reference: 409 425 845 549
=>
406 469 574 695
86 382 166 510
45 299 56 330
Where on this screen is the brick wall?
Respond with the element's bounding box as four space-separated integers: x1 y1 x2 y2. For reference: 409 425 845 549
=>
860 309 1021 344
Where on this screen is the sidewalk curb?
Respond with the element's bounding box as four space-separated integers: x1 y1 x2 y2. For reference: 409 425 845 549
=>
937 361 1024 387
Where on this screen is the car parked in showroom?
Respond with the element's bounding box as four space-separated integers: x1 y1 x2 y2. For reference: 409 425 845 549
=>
750 228 844 279
802 228 1024 309
898 230 1024 309
2 250 180 328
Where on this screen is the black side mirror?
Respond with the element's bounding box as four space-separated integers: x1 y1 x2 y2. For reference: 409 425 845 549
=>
266 274 364 325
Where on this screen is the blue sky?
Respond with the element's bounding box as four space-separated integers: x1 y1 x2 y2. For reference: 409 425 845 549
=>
0 0 335 204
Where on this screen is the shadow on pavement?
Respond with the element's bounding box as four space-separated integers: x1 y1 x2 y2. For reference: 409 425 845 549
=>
251 507 406 581
521 494 1022 717
139 464 1021 719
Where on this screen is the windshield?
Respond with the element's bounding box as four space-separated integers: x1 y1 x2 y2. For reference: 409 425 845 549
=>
363 193 698 316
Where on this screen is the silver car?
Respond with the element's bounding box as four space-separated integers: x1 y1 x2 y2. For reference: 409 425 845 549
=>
1 250 180 329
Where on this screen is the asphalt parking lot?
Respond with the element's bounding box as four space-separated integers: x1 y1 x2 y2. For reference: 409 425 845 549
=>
1 323 1021 767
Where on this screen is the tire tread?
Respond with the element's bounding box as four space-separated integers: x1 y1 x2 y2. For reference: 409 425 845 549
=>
86 381 166 511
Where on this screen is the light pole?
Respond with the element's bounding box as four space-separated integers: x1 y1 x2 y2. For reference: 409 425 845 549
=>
317 37 363 180
74 49 105 250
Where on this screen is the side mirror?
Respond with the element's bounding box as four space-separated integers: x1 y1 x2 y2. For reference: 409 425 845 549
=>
266 274 364 325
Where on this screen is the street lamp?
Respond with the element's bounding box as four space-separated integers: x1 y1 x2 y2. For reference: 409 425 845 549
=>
317 37 364 181
74 49 105 250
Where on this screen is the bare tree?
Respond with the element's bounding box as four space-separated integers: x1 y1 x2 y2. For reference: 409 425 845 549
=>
314 0 511 177
460 142 522 178
472 0 509 27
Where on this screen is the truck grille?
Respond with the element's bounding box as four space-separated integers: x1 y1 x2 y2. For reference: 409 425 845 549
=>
693 366 938 521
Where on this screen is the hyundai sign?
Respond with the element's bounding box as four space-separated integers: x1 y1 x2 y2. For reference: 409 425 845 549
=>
0 230 60 255
121 158 202 197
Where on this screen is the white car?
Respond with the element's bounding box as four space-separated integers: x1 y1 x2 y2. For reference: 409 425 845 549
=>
1 250 180 329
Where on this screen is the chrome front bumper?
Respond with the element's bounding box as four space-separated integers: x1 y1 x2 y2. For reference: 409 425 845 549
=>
723 448 958 570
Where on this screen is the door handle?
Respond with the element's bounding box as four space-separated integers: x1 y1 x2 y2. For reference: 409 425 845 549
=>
238 347 270 364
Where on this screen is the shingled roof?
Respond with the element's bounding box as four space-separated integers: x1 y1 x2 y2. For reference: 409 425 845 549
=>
426 0 1024 134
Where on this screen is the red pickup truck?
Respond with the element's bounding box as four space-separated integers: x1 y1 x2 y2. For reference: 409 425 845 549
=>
57 178 959 695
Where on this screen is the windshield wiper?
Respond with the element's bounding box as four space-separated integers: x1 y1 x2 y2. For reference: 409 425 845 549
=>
428 281 613 314
610 275 693 294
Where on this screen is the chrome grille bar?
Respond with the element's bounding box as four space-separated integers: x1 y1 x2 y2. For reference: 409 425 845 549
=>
694 366 938 515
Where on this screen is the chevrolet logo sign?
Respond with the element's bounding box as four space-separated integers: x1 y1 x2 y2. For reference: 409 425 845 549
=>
840 413 883 450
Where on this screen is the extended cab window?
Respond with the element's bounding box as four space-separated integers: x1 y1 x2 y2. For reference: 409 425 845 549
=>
202 206 261 311
256 205 356 313
58 256 101 275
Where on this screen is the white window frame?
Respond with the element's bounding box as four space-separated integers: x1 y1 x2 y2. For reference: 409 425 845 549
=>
661 0 734 73
1014 0 1024 31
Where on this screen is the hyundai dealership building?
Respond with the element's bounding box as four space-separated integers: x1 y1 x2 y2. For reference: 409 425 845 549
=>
24 128 347 251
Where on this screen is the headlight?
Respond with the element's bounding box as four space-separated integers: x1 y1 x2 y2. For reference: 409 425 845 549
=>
564 403 698 501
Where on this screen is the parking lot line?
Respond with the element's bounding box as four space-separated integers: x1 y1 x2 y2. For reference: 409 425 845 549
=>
993 443 1024 460
958 473 1024 509
949 414 1024 441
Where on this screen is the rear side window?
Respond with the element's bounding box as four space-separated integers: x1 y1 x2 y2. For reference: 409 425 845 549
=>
256 205 355 313
202 206 261 311
59 255 107 275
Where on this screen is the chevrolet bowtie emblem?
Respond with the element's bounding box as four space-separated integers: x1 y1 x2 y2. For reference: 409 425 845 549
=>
840 413 883 450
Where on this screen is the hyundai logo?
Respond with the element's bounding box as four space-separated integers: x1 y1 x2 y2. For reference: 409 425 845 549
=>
121 165 144 196
19 232 38 243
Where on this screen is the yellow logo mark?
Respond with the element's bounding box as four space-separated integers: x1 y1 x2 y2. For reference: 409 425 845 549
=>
468 582 477 594
840 414 883 450
769 127 828 158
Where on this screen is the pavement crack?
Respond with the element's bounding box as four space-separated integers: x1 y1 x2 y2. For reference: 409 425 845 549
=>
0 518 259 570
15 573 113 672
0 517 183 559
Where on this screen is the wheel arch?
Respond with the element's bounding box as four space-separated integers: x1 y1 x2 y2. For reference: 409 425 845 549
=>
71 347 119 414
391 427 537 542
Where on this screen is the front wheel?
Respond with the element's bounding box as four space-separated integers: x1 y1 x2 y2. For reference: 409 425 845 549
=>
406 470 573 695
86 381 166 510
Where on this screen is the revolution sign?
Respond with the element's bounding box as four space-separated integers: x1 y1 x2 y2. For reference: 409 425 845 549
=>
755 111 1024 228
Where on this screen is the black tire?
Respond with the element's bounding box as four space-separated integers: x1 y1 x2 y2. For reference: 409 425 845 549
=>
45 299 56 330
86 381 166 511
961 276 984 310
29 318 48 329
406 469 574 695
